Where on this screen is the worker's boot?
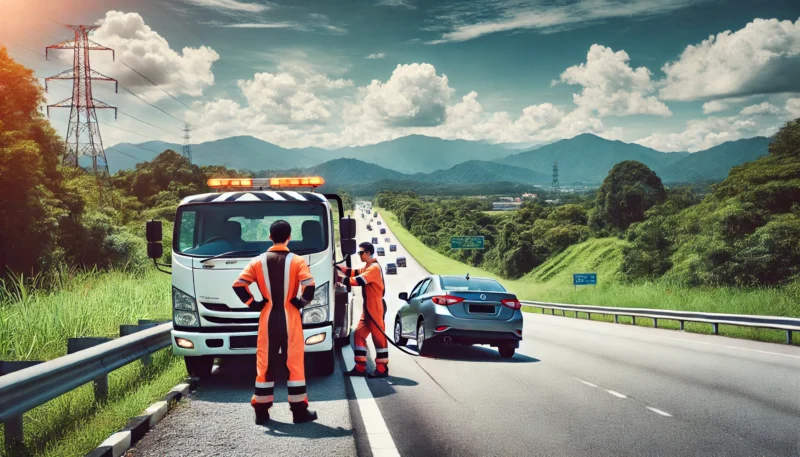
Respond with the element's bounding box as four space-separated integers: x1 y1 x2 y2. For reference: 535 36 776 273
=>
344 367 366 377
368 366 389 378
254 408 270 425
291 404 318 424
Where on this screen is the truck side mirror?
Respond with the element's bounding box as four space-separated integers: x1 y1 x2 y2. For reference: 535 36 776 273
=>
146 220 162 243
147 243 163 260
341 239 357 256
339 217 356 240
399 292 408 301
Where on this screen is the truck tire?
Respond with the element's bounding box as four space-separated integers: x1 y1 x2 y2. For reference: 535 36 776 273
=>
307 347 335 377
184 355 214 380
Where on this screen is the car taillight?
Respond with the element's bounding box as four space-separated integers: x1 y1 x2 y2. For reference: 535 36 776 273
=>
501 298 521 310
435 326 450 332
431 295 465 305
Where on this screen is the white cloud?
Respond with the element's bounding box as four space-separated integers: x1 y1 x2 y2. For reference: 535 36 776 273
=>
660 18 800 101
635 115 762 152
92 11 219 99
702 100 731 114
367 52 386 59
206 14 346 34
217 22 299 29
428 0 704 44
559 45 671 117
377 0 416 9
785 98 800 118
181 0 270 13
740 102 782 116
358 63 455 127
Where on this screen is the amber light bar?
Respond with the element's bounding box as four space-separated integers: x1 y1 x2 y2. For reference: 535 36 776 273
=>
206 176 325 189
207 178 255 188
269 176 325 187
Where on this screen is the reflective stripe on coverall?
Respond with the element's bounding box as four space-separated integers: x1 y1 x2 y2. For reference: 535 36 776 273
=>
345 258 388 373
232 246 314 412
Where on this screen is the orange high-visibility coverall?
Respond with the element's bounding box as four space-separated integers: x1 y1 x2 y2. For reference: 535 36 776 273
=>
232 246 314 413
344 258 388 374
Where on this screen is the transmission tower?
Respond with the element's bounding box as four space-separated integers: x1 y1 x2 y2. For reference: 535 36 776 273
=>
45 25 117 175
551 161 560 195
182 122 193 163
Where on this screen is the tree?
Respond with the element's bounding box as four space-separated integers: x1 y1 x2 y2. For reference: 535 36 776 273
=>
590 160 667 233
0 46 67 275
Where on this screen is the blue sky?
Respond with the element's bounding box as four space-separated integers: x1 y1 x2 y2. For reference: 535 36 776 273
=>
2 0 799 151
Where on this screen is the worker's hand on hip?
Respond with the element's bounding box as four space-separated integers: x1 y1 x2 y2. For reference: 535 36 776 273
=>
290 297 306 310
252 299 268 312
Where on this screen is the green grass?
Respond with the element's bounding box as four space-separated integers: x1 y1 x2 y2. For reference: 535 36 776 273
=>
0 269 185 457
380 209 800 345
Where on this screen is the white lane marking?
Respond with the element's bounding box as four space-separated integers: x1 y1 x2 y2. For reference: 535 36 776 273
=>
528 314 800 361
647 406 672 417
342 345 400 457
606 390 627 398
576 378 598 388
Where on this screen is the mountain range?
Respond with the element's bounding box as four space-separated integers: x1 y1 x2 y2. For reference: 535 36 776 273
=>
106 133 772 186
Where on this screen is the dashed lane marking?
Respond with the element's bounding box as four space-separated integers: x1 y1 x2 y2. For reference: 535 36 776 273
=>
647 406 673 417
606 390 628 399
577 379 598 388
342 344 401 457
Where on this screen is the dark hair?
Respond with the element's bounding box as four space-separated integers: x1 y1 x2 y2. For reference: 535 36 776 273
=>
270 220 292 244
358 241 374 255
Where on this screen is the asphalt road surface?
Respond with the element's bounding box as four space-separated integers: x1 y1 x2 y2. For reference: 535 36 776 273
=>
129 209 800 457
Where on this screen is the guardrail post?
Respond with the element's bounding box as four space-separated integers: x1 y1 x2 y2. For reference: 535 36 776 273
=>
679 321 684 331
1 361 43 453
588 312 591 320
786 330 792 345
632 316 636 325
67 337 113 403
653 318 658 328
614 315 618 323
120 325 152 366
712 323 719 335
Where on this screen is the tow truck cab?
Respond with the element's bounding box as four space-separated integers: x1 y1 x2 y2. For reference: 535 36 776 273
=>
145 176 357 378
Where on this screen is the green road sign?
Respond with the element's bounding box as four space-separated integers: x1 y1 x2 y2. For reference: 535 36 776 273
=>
450 236 485 249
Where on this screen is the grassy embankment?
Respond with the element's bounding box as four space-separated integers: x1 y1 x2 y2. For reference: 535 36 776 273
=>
379 209 800 345
0 269 187 457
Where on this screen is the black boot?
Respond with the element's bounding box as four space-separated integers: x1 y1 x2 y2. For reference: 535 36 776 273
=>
254 409 270 425
344 367 366 377
368 368 389 378
291 406 318 424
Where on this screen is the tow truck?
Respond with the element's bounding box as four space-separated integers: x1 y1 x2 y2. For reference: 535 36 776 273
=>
145 176 357 378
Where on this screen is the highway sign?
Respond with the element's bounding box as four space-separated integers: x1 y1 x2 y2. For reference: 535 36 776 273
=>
573 273 597 286
450 236 485 249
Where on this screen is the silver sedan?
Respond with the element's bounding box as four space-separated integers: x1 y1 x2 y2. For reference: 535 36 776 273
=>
393 275 523 358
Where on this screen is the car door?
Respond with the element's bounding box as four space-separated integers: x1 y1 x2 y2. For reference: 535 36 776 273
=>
401 278 427 332
406 277 431 331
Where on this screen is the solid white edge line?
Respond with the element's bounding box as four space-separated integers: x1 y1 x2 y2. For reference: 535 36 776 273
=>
576 378 598 388
647 406 672 417
100 431 132 457
342 345 401 457
606 390 628 398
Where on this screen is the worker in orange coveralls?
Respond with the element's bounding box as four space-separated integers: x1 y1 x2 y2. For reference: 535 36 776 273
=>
337 241 389 378
232 220 318 425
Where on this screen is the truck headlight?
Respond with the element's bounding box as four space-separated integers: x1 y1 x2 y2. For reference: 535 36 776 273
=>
174 311 199 327
302 282 329 324
172 287 196 311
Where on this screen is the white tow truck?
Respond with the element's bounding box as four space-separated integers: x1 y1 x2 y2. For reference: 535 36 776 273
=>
145 176 357 378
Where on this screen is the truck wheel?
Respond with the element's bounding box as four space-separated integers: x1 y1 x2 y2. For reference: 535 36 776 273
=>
308 347 335 377
184 355 215 380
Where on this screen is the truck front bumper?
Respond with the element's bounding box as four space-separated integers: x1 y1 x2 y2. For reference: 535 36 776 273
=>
171 323 333 356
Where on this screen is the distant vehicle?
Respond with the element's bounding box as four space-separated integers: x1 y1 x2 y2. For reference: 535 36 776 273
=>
394 275 522 358
373 212 377 217
386 263 397 275
390 244 397 252
377 247 385 256
377 221 382 226
380 228 386 234
385 237 391 242
372 237 378 244
396 256 407 267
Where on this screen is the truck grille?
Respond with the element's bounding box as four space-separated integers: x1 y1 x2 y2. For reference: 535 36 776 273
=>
200 302 253 313
204 316 260 325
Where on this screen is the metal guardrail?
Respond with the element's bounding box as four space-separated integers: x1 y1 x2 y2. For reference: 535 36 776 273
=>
0 322 172 450
520 301 800 344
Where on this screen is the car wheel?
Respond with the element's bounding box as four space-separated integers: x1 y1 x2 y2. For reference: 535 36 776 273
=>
184 355 215 380
417 320 435 356
498 346 516 358
394 318 408 346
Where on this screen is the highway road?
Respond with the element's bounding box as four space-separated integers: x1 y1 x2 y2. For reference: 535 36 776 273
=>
128 208 800 457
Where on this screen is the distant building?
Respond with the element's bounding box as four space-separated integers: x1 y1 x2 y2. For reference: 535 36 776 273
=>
515 197 521 202
498 196 514 202
492 201 523 211
544 199 561 205
522 193 538 199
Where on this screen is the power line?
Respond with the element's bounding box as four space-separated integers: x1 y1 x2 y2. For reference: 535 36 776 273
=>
118 111 175 135
119 86 184 123
117 60 193 108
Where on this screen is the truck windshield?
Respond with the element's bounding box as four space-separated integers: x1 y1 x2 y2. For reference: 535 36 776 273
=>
174 201 328 257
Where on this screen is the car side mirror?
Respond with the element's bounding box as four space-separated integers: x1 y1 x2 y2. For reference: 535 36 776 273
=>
399 292 408 301
339 217 356 240
146 220 162 243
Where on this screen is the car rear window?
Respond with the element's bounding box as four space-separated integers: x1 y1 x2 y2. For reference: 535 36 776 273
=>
440 277 506 292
